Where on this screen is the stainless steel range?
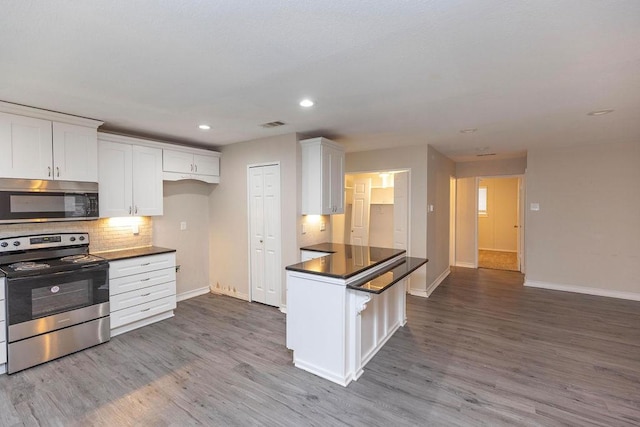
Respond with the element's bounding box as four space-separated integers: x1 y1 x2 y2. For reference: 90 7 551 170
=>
0 233 110 374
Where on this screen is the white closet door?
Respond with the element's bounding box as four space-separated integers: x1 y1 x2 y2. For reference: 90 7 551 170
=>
350 178 371 246
249 164 281 307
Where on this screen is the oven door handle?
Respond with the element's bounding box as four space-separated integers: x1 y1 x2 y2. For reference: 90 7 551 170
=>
7 263 108 281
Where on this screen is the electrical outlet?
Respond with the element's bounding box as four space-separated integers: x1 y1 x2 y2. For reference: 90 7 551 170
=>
302 223 307 234
131 224 139 235
320 222 326 231
180 221 187 230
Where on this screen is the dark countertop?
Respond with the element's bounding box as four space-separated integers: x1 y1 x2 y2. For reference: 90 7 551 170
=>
93 246 176 261
287 243 405 279
347 257 428 294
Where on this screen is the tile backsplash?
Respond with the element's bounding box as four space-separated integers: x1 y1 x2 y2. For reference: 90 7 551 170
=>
0 217 152 252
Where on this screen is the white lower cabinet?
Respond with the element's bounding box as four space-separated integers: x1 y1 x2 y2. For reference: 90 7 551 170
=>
1 277 6 373
109 253 176 337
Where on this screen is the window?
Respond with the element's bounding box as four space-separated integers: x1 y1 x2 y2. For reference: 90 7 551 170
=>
478 186 488 216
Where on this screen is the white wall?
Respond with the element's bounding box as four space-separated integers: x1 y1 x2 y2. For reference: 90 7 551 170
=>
346 145 428 295
427 146 456 292
208 133 300 304
153 180 212 298
457 157 526 178
525 142 640 299
455 177 476 267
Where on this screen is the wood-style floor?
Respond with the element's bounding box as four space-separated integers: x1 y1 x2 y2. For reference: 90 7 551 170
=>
1 267 639 426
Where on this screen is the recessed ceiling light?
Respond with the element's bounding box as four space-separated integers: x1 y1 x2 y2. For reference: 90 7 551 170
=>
460 128 477 133
198 124 211 130
587 109 614 116
299 99 314 108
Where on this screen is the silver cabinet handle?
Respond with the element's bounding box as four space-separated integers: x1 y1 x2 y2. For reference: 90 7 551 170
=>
56 166 60 177
140 278 150 281
129 206 132 215
135 205 138 214
141 308 151 312
141 293 151 297
190 164 194 172
47 166 51 177
194 164 198 172
141 262 151 266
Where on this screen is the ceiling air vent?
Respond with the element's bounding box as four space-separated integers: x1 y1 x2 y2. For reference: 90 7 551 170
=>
260 121 286 128
476 153 496 157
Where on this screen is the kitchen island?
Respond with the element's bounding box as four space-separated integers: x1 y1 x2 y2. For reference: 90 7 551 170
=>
286 243 427 386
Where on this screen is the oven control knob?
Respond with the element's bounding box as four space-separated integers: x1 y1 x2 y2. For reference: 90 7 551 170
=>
13 241 20 247
70 237 76 242
0 242 7 248
79 236 85 241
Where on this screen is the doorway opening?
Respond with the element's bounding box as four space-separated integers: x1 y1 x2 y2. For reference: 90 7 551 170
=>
476 176 523 272
331 170 410 252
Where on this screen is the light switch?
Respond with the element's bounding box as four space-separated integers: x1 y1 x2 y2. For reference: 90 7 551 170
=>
131 224 139 235
530 203 540 211
320 222 326 231
180 221 187 230
428 204 434 212
302 223 307 234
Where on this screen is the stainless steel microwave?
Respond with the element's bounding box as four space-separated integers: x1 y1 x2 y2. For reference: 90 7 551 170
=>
0 178 99 223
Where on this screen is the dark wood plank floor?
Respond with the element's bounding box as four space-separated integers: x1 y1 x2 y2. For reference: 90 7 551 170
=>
1 267 639 426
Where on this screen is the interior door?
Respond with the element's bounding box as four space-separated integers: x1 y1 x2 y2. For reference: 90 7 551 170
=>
350 178 371 246
249 164 281 307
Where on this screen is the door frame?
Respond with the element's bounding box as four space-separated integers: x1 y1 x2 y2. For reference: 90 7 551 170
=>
341 168 411 259
246 162 282 305
474 174 525 272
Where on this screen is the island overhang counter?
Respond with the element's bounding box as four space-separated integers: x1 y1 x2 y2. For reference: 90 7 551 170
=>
285 243 427 386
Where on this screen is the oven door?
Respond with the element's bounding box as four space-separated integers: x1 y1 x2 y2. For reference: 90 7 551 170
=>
6 263 109 342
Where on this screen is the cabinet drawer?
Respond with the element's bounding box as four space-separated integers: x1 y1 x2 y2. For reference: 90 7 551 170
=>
110 295 176 329
0 303 5 325
0 320 5 343
0 341 5 364
110 267 176 296
109 253 175 279
111 281 176 312
0 277 5 299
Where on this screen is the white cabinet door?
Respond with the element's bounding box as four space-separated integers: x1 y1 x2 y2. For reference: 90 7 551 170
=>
0 112 52 179
99 141 133 217
301 137 345 215
163 149 193 174
52 122 98 182
193 153 219 176
132 145 163 216
330 146 345 214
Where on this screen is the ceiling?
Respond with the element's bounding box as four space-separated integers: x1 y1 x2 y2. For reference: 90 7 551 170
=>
1 1 639 161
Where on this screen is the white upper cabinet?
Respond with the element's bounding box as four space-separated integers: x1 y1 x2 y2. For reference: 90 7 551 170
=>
163 148 220 184
98 135 163 218
0 112 53 180
0 103 102 181
52 122 98 182
301 137 345 215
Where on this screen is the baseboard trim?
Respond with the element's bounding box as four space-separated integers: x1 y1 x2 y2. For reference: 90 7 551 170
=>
524 279 640 302
478 248 517 253
177 286 210 302
209 285 250 301
426 268 450 297
279 305 287 314
408 289 427 298
455 262 476 268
